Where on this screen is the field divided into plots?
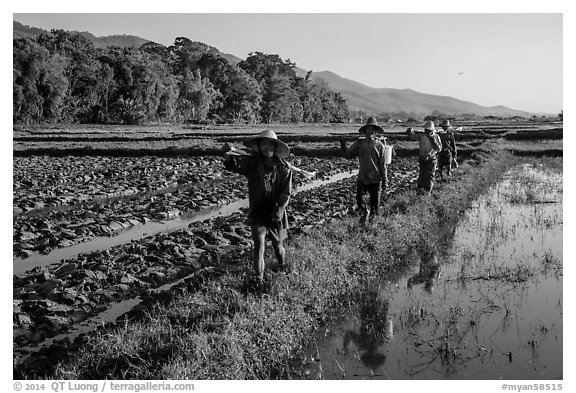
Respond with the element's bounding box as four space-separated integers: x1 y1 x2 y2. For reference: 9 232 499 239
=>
12 120 562 379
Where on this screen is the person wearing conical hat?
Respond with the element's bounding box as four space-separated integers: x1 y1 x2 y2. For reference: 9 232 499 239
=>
406 120 443 195
437 120 458 179
223 130 292 284
340 116 389 225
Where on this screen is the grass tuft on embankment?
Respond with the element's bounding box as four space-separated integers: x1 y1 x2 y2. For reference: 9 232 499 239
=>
33 151 527 380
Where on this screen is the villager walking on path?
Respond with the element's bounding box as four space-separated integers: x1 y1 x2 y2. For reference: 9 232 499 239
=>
406 120 443 195
223 130 293 283
437 119 458 179
341 116 389 225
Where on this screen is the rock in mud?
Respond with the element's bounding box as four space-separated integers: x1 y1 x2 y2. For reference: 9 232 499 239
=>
94 289 115 302
107 221 125 233
112 283 131 292
55 288 79 305
58 239 74 247
54 263 78 278
41 315 71 334
21 299 73 316
18 231 39 242
221 231 250 246
36 279 65 296
14 313 34 327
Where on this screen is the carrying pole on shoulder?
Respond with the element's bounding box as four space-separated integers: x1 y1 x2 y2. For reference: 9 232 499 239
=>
222 143 317 178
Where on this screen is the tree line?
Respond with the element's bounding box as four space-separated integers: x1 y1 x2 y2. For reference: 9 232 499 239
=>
13 30 350 125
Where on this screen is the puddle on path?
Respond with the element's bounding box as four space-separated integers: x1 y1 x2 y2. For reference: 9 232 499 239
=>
13 170 357 276
299 164 562 380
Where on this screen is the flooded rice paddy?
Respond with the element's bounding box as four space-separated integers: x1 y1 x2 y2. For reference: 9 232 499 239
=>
14 160 384 360
299 162 562 380
13 156 359 260
13 170 358 275
12 170 361 354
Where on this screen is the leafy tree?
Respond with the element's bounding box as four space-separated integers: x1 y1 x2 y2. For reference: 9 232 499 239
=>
13 38 46 123
295 73 350 123
95 48 178 124
36 29 95 58
239 52 297 82
170 37 220 75
13 38 69 123
13 33 349 125
221 68 262 123
240 52 300 123
166 38 225 123
36 30 102 121
330 92 349 122
82 61 116 123
197 53 262 123
294 73 323 122
140 42 172 63
176 68 220 122
260 75 301 123
38 53 69 121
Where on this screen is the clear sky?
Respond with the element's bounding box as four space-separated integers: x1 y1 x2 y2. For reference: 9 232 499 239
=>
12 12 563 114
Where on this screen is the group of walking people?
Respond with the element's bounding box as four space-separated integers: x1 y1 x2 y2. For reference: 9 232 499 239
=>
222 117 457 283
406 119 458 195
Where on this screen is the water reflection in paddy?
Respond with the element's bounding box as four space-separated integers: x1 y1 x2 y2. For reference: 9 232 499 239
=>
301 163 562 380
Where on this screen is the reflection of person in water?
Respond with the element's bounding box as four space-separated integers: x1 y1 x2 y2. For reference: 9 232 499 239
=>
407 250 441 294
343 291 393 373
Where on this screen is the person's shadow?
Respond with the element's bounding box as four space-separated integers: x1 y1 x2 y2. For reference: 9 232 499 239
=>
343 289 393 373
407 249 441 294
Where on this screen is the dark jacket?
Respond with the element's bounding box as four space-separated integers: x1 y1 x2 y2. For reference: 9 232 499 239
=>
408 131 442 159
341 137 388 186
438 130 457 157
224 154 292 228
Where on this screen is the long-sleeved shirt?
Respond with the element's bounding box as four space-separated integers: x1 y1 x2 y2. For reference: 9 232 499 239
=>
223 154 292 228
342 137 388 186
409 131 442 159
438 130 457 157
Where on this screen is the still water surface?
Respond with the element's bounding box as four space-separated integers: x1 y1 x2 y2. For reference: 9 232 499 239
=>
301 165 562 379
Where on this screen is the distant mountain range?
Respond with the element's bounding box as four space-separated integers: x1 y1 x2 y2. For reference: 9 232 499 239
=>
14 20 533 117
305 71 532 117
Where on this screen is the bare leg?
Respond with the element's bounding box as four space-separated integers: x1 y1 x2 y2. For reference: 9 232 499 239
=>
251 226 266 280
270 227 289 271
272 238 286 268
356 181 368 223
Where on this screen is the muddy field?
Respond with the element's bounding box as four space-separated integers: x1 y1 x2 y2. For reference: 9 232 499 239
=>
12 119 562 379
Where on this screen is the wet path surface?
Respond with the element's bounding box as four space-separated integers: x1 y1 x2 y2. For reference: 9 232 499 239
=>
298 163 562 379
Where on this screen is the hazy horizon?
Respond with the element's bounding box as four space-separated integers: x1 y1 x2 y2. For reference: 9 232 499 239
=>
13 13 563 114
